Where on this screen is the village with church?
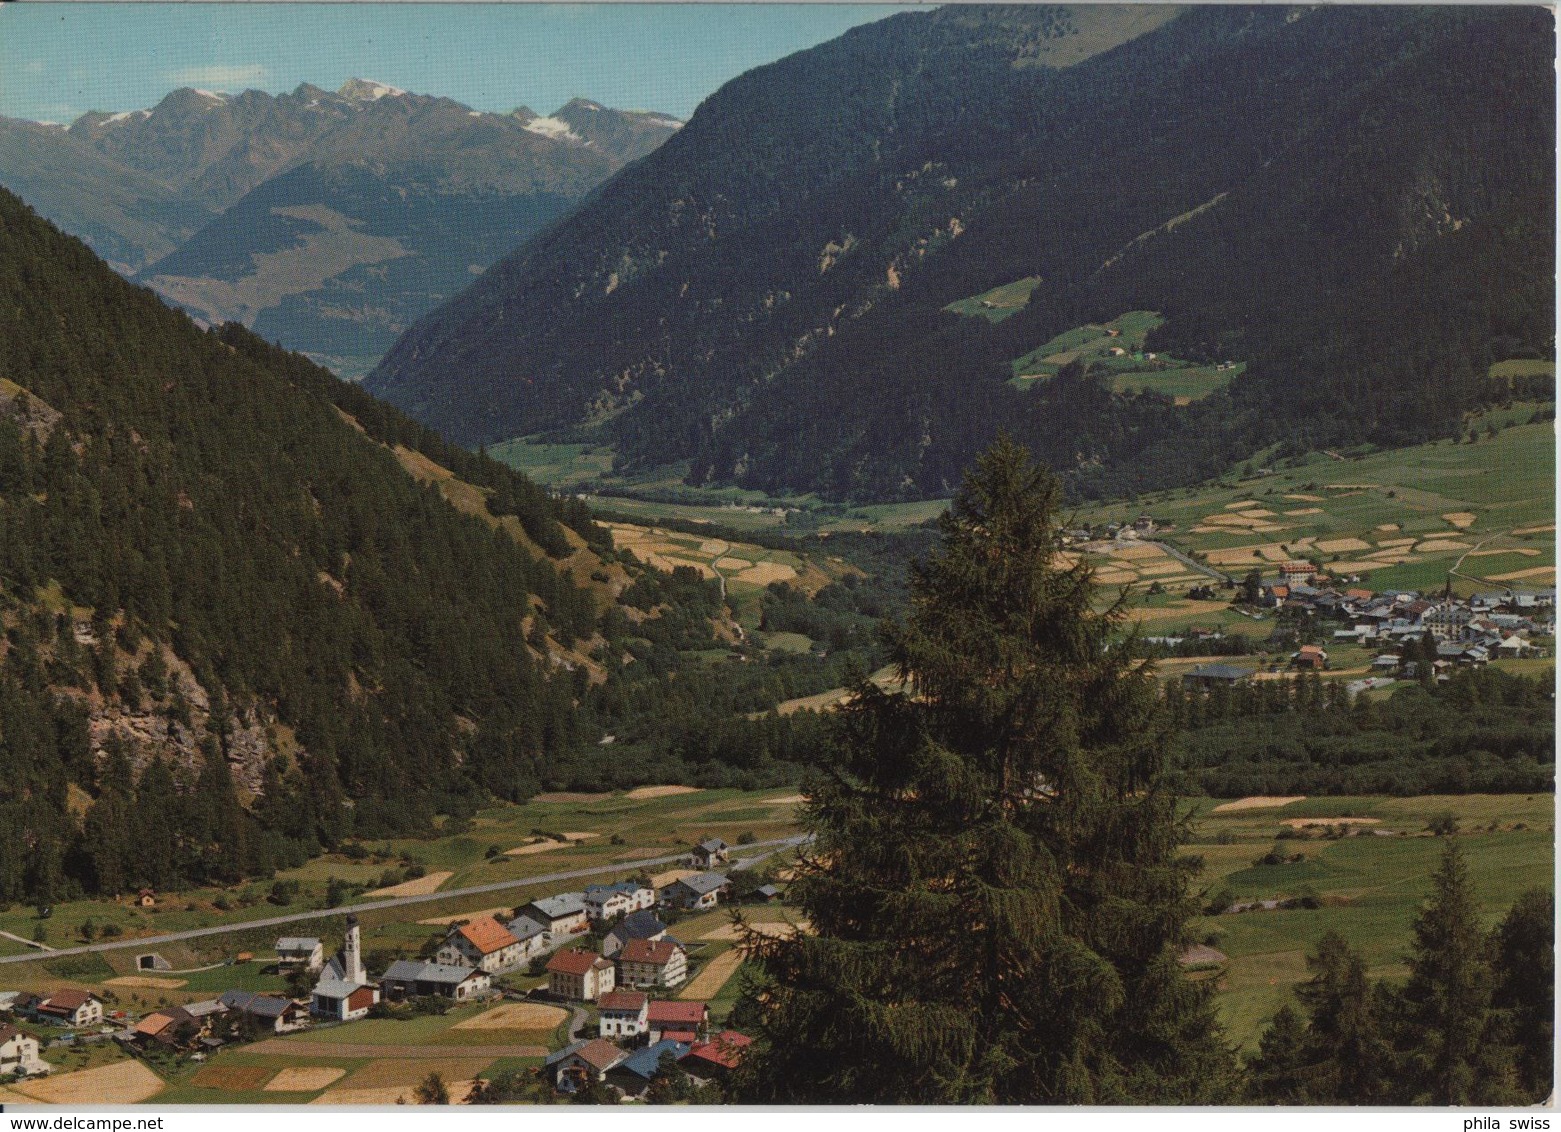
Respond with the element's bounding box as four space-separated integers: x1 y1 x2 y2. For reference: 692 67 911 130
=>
2 838 761 1100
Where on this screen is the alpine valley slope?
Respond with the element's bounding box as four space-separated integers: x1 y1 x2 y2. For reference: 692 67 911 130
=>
367 4 1554 502
0 186 711 909
0 82 680 376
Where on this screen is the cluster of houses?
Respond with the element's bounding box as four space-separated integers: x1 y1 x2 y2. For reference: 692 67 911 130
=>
0 838 754 1097
1183 583 1554 688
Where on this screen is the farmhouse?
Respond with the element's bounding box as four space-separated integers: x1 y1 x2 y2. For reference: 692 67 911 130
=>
584 881 656 923
547 949 616 1002
605 1039 692 1098
131 1006 199 1048
603 910 668 958
690 839 730 869
1291 644 1328 671
617 938 688 989
647 1000 709 1045
436 917 525 973
1181 663 1252 689
598 989 650 1041
31 990 103 1028
218 990 306 1033
660 871 730 911
681 1030 753 1081
0 1024 48 1077
380 960 491 1002
275 936 324 973
546 1038 628 1093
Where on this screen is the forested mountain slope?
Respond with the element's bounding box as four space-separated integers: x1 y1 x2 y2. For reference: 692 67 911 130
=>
0 188 627 903
368 4 1553 502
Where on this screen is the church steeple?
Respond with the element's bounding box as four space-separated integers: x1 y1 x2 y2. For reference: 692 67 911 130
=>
343 913 365 985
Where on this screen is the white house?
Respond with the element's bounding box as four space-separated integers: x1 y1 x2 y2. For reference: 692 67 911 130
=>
583 881 655 923
0 1025 48 1077
660 872 730 911
275 937 324 973
616 938 688 989
597 989 650 1041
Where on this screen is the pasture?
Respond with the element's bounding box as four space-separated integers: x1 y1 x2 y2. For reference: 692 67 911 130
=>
1183 793 1554 1051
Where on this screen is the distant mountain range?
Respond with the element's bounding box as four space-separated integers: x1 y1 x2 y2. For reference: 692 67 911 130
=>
0 80 680 375
366 4 1554 502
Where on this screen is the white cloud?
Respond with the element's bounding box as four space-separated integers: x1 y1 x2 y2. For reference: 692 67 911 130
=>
163 63 268 89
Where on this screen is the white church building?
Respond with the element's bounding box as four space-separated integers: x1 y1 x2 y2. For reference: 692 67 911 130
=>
310 914 380 1021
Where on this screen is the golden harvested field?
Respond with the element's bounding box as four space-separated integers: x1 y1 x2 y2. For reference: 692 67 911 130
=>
419 906 511 926
451 1003 567 1031
264 1067 346 1092
680 950 746 1000
760 794 806 805
1314 537 1371 554
1489 566 1556 582
1414 539 1470 552
191 1065 272 1091
367 870 452 897
12 1061 165 1105
1122 600 1229 624
649 869 698 890
625 784 703 800
1442 512 1477 528
1210 796 1306 813
701 919 812 942
106 976 186 989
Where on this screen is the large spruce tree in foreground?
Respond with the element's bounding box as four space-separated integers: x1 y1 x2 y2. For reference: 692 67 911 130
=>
731 437 1235 1103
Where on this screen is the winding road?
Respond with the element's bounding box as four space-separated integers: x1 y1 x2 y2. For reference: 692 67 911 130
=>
0 836 809 967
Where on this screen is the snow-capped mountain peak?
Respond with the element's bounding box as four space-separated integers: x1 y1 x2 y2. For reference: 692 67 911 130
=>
338 78 408 102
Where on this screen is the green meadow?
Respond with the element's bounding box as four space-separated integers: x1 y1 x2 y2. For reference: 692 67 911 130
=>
1184 794 1554 1051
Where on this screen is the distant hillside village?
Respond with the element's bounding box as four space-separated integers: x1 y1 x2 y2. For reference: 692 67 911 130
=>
0 840 763 1101
1177 576 1553 691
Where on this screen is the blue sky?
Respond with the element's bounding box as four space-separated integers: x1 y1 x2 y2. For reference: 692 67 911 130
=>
0 4 922 124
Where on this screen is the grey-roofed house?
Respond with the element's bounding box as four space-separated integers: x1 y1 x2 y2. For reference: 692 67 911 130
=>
660 871 730 911
517 893 590 946
275 937 324 973
603 910 668 958
217 990 306 1033
690 838 729 869
379 960 491 1002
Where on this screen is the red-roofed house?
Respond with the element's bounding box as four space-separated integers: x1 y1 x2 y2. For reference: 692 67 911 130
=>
682 1030 752 1078
647 1000 708 1044
1292 644 1328 671
598 989 650 1041
617 937 688 989
34 990 102 1028
436 917 525 973
547 949 616 1002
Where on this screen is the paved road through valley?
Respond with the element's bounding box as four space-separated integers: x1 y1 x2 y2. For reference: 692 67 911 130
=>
0 835 810 967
